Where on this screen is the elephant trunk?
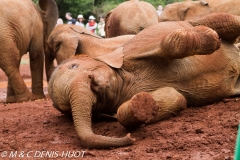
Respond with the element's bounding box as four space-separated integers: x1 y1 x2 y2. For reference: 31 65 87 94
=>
69 77 135 148
45 55 55 81
44 45 56 81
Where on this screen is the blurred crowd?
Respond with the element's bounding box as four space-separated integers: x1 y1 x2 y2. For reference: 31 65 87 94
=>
56 12 105 38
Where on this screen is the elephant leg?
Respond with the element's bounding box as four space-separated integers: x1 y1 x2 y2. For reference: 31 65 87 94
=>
29 42 45 100
189 13 240 43
1 60 33 103
117 87 187 128
6 80 16 103
161 25 221 59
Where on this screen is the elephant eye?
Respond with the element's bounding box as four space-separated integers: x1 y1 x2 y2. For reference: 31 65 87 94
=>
54 42 61 52
68 63 79 69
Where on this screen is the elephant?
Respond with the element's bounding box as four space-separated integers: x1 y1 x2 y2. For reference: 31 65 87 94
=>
45 24 134 81
104 0 159 38
0 0 58 103
48 13 240 148
205 0 240 16
159 0 240 22
159 0 240 43
159 0 212 21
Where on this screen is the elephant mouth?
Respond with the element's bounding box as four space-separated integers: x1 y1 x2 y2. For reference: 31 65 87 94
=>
68 63 79 69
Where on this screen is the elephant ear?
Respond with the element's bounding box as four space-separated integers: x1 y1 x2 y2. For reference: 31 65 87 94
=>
38 0 58 48
104 10 112 38
55 34 79 64
179 7 189 21
94 47 124 69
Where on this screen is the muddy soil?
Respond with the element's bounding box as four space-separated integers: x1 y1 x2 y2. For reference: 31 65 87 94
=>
0 54 239 160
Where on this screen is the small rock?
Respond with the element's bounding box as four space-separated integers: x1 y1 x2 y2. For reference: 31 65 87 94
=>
224 156 230 160
123 148 132 152
146 147 154 153
195 128 204 134
43 120 50 124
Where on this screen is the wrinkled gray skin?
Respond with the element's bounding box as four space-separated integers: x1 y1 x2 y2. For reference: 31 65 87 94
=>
48 13 240 148
159 0 212 21
0 0 58 103
45 24 134 81
104 0 159 38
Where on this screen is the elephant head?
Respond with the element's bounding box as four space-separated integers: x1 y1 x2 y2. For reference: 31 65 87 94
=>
45 25 100 81
104 0 159 38
45 24 134 81
159 0 212 22
48 52 136 148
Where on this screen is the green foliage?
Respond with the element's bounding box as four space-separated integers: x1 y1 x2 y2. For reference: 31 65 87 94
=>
32 0 38 4
56 0 95 22
32 0 184 22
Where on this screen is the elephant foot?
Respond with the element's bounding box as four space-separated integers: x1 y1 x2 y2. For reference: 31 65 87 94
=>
117 92 159 128
6 95 17 103
15 93 34 103
7 92 45 103
33 94 46 101
162 25 220 57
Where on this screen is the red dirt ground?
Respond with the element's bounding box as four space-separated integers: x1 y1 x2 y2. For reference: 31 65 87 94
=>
0 54 239 160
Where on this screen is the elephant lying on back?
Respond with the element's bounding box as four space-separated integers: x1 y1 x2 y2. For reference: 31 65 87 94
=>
48 13 240 148
45 24 134 81
0 0 58 103
104 0 159 38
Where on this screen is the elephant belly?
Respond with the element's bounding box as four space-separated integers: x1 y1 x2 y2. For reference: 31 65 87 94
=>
176 75 237 107
154 45 240 107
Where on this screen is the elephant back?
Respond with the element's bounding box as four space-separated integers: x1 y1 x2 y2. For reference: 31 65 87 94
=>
105 0 158 38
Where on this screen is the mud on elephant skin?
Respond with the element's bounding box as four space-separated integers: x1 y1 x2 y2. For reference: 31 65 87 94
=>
104 0 159 38
0 0 58 103
48 13 240 149
45 24 134 81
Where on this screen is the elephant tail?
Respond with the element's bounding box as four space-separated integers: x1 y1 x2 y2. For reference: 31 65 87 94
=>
38 0 58 49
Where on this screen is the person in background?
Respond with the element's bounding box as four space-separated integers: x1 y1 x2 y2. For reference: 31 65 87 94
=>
56 18 63 26
97 17 106 38
86 15 97 33
157 5 163 15
65 12 76 24
76 14 85 27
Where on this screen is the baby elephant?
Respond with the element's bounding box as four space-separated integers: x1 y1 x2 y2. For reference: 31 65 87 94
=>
48 13 240 149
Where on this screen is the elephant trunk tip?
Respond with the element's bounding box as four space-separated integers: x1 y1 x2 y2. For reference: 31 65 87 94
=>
78 132 136 149
126 133 136 143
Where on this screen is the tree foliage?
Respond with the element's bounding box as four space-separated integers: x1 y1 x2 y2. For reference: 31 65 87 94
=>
33 0 184 22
